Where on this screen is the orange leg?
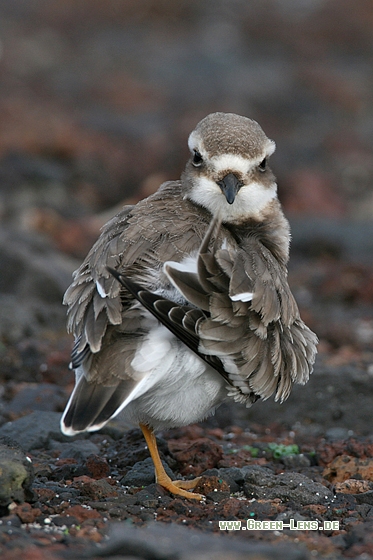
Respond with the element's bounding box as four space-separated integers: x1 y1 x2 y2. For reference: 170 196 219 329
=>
139 423 203 500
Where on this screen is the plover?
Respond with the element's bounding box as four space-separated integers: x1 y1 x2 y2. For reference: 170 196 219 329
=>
61 112 318 500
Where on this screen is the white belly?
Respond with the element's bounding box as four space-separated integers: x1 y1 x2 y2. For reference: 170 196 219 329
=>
118 322 227 430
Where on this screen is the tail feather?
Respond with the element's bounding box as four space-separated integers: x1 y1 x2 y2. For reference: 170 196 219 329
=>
61 375 136 435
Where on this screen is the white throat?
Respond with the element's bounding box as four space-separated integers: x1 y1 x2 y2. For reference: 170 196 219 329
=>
187 177 277 222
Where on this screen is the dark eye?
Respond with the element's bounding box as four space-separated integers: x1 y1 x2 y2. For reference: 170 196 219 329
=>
258 158 267 172
192 150 203 167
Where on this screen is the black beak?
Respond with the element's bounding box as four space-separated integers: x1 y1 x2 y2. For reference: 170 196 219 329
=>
217 173 243 205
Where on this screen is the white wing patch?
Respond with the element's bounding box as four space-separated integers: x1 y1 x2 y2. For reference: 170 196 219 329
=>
164 253 198 275
96 279 107 298
230 292 254 302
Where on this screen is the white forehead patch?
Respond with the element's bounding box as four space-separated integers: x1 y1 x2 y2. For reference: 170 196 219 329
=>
211 154 251 174
211 139 275 173
188 130 202 153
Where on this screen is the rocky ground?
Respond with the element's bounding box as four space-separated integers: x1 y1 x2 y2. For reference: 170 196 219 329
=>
1 1 373 558
2 385 373 559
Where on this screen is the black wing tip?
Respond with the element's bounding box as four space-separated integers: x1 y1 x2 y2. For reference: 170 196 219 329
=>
106 266 120 280
106 266 142 297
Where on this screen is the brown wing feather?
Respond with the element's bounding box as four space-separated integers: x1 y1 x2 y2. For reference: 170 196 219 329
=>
168 214 317 405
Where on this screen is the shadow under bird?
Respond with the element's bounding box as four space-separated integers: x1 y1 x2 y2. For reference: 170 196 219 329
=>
61 112 318 500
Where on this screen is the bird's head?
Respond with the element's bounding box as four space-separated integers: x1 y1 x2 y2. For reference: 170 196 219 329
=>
183 112 277 223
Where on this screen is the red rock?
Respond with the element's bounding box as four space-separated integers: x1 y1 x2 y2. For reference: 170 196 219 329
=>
194 476 229 495
13 503 42 524
75 525 103 542
72 476 118 500
303 504 327 516
168 438 223 476
85 454 110 479
63 504 102 523
33 488 55 503
335 479 371 494
324 455 373 483
215 497 242 518
317 439 373 466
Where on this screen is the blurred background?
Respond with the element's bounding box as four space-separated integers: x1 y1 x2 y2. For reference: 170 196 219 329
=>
0 0 373 432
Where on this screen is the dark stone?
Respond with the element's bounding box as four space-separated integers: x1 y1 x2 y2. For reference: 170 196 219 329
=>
73 477 118 501
202 466 244 493
52 515 79 527
89 494 139 511
134 484 168 506
4 383 68 417
106 428 170 470
0 411 77 451
212 360 373 436
206 490 230 503
120 457 174 488
282 454 311 469
171 437 223 477
0 228 74 341
354 491 373 506
243 469 333 505
50 462 88 481
242 465 276 486
0 514 22 527
50 439 100 460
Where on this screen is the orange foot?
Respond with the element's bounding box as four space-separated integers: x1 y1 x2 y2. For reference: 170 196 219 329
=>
140 423 204 500
158 475 203 500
